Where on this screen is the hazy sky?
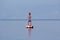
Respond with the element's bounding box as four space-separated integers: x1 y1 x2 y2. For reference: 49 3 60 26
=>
0 0 60 19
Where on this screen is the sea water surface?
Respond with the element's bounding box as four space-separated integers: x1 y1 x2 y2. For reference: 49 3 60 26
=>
0 21 60 40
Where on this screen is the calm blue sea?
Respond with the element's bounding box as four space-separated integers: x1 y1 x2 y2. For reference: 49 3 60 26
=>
0 21 60 40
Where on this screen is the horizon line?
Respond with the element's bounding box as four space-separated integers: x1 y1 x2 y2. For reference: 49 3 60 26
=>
0 19 60 21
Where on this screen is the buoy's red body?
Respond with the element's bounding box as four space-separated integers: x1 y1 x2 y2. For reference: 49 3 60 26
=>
26 12 33 29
